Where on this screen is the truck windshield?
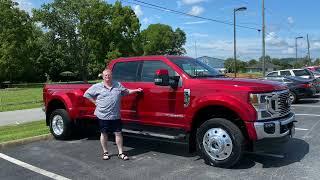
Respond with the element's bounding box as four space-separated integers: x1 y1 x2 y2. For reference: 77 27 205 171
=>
170 57 224 78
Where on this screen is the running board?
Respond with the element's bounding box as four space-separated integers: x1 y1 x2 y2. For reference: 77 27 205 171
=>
122 129 186 140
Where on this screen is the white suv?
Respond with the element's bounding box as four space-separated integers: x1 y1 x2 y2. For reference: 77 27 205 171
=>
266 69 314 79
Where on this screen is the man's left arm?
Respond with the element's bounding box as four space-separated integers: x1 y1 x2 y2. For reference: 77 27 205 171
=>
127 88 143 94
119 82 142 96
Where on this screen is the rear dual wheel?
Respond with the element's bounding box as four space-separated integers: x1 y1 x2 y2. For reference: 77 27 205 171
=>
49 109 74 140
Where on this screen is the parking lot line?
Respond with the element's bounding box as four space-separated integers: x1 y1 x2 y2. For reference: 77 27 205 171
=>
302 119 320 139
292 105 320 107
295 128 309 131
298 98 320 101
295 113 320 117
0 153 71 180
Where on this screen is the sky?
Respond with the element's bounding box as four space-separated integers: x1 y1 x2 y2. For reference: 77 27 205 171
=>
15 0 320 61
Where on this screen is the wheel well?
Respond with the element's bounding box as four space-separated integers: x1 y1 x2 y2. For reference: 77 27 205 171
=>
46 99 66 126
188 106 249 151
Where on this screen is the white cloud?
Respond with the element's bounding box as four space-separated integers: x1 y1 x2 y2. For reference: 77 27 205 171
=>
188 6 204 16
133 5 143 17
266 32 288 47
184 20 208 25
190 33 209 37
281 47 295 55
287 17 294 24
177 1 182 8
312 41 320 50
181 0 206 5
15 0 33 14
142 17 150 24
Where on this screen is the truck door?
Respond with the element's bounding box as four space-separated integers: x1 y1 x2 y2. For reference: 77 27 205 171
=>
138 60 185 129
112 61 142 123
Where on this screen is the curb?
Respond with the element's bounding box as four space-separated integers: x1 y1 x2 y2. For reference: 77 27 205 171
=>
0 134 53 150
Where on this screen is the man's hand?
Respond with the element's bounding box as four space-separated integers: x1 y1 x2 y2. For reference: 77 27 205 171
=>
136 88 143 92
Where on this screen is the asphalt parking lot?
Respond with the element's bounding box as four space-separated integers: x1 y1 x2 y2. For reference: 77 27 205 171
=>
1 96 320 180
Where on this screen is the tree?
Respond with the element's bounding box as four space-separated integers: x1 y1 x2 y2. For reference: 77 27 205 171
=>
224 58 247 73
33 0 141 80
141 24 186 55
248 59 258 66
0 0 36 82
313 58 320 66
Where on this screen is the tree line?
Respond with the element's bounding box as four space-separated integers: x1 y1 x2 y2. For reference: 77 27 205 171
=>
224 55 320 73
0 0 186 83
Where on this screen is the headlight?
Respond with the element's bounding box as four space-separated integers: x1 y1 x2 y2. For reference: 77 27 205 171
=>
250 93 283 120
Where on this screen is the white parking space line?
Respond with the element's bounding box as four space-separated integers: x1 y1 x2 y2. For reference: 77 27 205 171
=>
0 153 71 180
292 105 320 107
295 113 320 117
303 119 320 139
299 98 320 101
295 128 309 131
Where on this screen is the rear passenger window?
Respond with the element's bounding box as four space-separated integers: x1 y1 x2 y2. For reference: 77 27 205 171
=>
141 61 175 82
112 61 140 82
280 71 291 76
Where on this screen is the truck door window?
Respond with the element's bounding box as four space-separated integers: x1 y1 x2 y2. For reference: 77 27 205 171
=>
112 61 140 82
141 61 175 82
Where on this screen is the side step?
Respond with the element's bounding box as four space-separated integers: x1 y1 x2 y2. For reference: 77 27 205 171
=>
122 129 186 140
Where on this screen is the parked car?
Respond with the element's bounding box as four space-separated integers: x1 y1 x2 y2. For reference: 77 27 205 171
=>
304 69 320 92
43 56 295 168
266 68 314 79
265 76 316 103
306 65 320 73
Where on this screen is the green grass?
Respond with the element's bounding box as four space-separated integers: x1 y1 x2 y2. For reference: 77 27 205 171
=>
0 88 43 112
0 120 49 143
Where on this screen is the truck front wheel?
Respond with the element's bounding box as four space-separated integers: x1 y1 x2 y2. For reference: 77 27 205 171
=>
196 118 244 168
49 109 73 140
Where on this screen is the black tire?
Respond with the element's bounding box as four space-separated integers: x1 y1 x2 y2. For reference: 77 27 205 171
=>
289 91 297 104
196 118 244 168
49 109 74 140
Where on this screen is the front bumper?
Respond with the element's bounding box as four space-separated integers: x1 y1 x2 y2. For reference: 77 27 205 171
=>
254 113 296 140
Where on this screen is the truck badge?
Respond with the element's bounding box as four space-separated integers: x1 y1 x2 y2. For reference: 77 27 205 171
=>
184 89 190 107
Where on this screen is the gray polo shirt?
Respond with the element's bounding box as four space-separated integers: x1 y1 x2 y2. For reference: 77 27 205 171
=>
83 82 129 120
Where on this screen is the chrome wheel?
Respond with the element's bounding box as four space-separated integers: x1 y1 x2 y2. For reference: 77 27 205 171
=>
52 115 64 136
202 128 233 161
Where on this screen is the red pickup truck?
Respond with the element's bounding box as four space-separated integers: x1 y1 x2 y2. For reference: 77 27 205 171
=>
43 56 295 167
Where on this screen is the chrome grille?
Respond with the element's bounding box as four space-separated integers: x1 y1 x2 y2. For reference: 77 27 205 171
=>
265 90 291 118
277 90 291 116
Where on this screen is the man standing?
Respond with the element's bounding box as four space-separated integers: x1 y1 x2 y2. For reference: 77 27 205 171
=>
84 68 142 160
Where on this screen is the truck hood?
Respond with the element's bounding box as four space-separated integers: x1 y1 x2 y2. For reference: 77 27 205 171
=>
196 77 287 92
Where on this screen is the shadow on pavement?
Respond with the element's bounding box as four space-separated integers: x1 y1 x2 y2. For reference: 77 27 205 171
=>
233 138 309 169
72 126 309 169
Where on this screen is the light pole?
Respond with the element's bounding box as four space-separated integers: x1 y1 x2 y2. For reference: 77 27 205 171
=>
234 6 247 78
262 0 266 77
295 36 303 64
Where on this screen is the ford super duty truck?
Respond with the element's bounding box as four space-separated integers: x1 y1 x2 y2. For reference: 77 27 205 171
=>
43 56 295 168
